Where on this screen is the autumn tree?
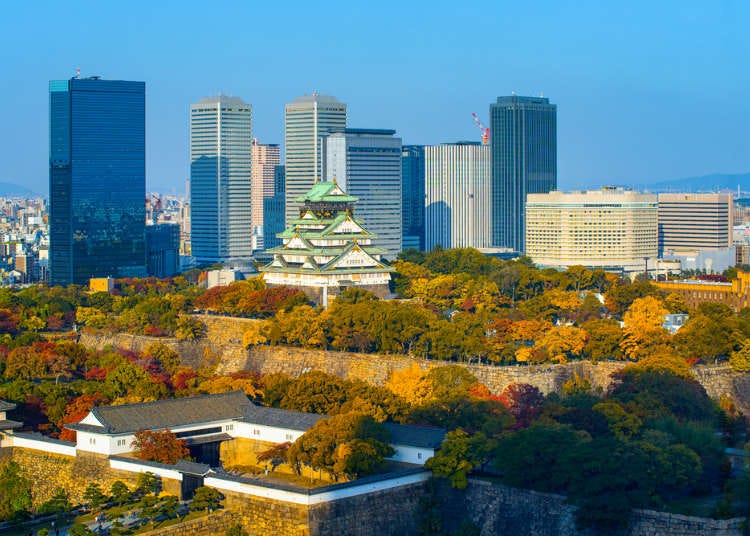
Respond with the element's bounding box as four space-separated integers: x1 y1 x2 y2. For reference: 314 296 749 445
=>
619 296 669 360
425 429 490 489
287 412 393 480
498 383 545 429
132 429 190 465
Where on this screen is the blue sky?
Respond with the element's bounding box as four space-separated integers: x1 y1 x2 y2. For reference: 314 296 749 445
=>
1 0 748 194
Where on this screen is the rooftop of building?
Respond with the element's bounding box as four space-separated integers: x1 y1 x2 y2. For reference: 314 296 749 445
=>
328 128 397 136
67 391 443 448
288 94 344 105
494 95 552 105
193 95 249 107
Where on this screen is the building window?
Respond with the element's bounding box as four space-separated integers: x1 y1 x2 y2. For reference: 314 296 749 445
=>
89 438 96 445
253 429 260 436
417 452 422 460
225 424 234 432
285 433 293 441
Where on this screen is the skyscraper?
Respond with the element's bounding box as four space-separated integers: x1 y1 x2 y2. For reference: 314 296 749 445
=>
490 96 557 252
49 76 146 286
263 165 286 252
250 139 281 250
424 143 491 250
284 94 347 224
658 193 733 254
190 96 252 262
324 129 402 259
401 145 425 250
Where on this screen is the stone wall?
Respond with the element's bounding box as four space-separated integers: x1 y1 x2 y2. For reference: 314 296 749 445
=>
79 315 750 412
139 511 237 536
442 479 746 536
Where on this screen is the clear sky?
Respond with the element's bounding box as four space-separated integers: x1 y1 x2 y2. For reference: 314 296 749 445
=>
1 0 748 195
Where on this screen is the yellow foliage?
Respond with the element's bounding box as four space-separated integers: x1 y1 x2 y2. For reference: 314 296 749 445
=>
199 376 259 397
385 363 434 406
242 323 268 347
620 296 669 360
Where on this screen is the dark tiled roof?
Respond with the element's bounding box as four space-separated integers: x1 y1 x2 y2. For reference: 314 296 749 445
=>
14 431 75 446
242 404 325 431
0 400 16 412
174 459 211 475
383 423 446 449
0 419 22 430
184 433 232 446
88 391 252 434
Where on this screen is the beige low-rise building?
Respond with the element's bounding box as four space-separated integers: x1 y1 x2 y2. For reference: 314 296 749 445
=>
525 188 658 273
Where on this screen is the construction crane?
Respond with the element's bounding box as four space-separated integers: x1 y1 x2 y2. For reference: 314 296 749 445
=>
471 113 490 145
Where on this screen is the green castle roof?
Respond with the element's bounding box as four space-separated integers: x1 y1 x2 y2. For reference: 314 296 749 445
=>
294 181 358 203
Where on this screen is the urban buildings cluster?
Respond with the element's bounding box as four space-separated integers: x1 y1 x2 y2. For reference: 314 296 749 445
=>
0 73 735 289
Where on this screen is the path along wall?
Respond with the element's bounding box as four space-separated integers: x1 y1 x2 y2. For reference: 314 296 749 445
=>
79 315 750 412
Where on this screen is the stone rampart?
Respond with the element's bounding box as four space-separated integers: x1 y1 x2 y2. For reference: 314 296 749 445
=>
445 479 746 536
79 315 750 412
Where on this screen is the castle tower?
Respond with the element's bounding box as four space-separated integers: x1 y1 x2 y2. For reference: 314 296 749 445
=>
260 181 393 305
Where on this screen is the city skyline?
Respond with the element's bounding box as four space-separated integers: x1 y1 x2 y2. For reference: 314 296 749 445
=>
1 1 747 195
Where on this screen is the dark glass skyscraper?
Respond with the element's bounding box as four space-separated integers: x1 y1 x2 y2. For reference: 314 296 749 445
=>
49 77 146 285
490 96 556 253
263 165 286 251
401 145 425 250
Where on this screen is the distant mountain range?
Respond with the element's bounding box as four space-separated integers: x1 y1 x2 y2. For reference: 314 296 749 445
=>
2 172 750 200
565 173 750 194
0 182 41 198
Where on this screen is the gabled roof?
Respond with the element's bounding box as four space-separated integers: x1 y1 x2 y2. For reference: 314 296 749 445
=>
68 391 251 434
321 242 393 272
383 423 446 449
295 181 358 203
0 400 16 412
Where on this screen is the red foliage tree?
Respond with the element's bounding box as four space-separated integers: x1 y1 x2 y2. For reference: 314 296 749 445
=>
499 383 545 429
57 393 108 442
132 429 191 464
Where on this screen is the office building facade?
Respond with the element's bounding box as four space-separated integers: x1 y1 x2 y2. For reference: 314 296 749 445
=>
250 139 281 250
490 96 557 253
263 165 286 252
190 96 252 262
658 193 733 254
525 188 658 272
324 129 402 259
284 94 347 225
401 145 425 250
424 143 491 251
146 223 180 278
49 77 146 286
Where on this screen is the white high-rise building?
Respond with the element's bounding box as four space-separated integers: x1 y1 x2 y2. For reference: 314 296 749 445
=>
190 96 252 261
525 188 658 272
285 94 347 225
250 139 281 250
424 143 491 250
324 129 402 259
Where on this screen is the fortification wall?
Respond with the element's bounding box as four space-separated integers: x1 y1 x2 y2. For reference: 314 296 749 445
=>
80 315 750 412
445 479 745 536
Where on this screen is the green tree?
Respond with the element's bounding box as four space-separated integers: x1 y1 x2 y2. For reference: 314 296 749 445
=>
425 429 490 489
110 480 131 506
37 488 71 516
190 487 223 512
136 471 159 496
82 482 107 511
226 524 249 536
0 461 32 520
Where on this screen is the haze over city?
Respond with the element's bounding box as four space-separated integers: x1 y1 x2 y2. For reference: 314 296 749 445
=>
1 0 748 194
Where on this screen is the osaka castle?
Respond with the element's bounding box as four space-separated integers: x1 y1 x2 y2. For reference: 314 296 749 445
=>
260 181 394 305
